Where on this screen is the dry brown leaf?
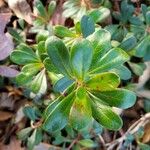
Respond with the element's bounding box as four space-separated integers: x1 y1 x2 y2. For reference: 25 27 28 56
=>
0 137 25 150
8 0 32 24
50 0 65 25
0 92 16 110
0 66 19 77
34 143 61 150
0 13 14 60
0 111 13 121
0 0 5 7
142 122 150 143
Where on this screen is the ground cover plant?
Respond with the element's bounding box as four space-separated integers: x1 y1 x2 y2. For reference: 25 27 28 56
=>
0 0 150 150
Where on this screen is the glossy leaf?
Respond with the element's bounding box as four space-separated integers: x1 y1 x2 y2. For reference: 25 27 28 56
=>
53 76 74 93
80 15 95 38
146 11 150 25
119 35 137 51
45 36 72 76
55 25 76 38
88 29 111 51
43 96 63 118
8 27 24 43
27 128 42 150
111 65 131 80
36 30 49 43
18 127 33 140
93 89 136 109
78 139 97 148
11 45 40 65
120 0 134 23
16 63 42 85
91 101 123 130
43 58 58 73
30 69 46 93
135 36 150 57
23 106 39 121
90 48 129 74
42 92 75 132
88 29 111 68
144 99 150 113
88 7 110 23
70 87 92 130
138 142 150 150
141 4 147 19
71 39 93 79
86 72 120 91
128 62 146 76
34 0 46 17
48 0 56 17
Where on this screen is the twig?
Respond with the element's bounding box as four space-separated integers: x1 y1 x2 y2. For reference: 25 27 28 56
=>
106 113 150 150
67 134 80 150
98 135 107 150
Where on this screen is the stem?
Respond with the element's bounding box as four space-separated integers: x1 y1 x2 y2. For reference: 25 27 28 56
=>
67 134 80 150
106 113 150 149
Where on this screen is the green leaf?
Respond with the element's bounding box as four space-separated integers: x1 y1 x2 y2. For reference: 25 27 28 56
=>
90 48 129 74
75 22 81 34
30 69 46 93
93 121 103 134
144 48 150 61
22 63 43 74
94 89 136 109
120 0 134 23
54 25 76 38
35 0 47 17
111 65 131 80
36 30 50 43
144 99 150 112
70 87 92 130
37 41 46 58
141 4 147 19
138 142 150 150
52 131 65 145
119 35 137 51
63 5 80 19
11 44 40 65
42 92 75 133
146 11 150 25
43 96 63 118
8 28 24 43
135 36 150 57
17 127 33 140
23 106 39 121
15 64 42 86
27 128 42 150
48 0 56 17
129 16 143 26
45 36 72 76
86 72 120 91
43 58 58 73
16 73 33 85
92 0 103 4
80 15 95 38
88 7 110 23
91 101 123 130
88 29 111 51
78 139 97 148
128 62 146 76
71 39 93 79
88 29 111 68
53 76 74 93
